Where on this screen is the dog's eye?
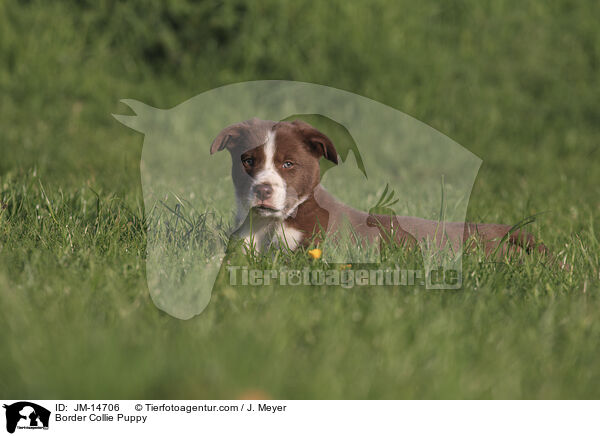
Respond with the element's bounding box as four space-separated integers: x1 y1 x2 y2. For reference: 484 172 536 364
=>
242 157 254 167
282 161 294 169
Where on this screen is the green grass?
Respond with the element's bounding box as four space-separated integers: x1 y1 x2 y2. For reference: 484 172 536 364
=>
1 0 600 399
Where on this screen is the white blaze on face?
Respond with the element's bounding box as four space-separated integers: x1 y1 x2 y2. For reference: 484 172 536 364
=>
252 130 286 212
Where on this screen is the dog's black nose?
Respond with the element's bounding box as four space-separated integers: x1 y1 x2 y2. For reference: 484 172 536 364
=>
254 184 273 200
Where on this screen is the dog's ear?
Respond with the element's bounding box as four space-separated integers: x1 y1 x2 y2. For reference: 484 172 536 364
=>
291 120 339 164
210 118 272 154
210 122 245 154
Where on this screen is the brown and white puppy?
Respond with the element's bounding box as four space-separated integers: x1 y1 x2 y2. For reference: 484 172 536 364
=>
210 118 335 251
210 118 553 260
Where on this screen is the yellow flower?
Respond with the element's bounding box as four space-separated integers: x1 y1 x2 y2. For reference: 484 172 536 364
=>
308 248 322 259
339 264 352 270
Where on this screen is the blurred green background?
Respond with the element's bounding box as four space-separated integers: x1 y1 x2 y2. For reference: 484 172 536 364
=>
1 0 599 399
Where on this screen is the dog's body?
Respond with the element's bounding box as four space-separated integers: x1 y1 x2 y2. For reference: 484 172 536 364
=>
211 118 550 259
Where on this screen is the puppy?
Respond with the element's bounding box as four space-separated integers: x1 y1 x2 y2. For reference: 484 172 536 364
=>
210 118 555 262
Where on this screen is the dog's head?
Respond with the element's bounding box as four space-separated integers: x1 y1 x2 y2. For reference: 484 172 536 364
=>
211 118 338 219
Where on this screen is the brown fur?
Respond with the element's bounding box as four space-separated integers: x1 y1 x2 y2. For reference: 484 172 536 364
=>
211 118 563 267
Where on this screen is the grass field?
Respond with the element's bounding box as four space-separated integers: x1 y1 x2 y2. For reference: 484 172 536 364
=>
1 0 599 399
